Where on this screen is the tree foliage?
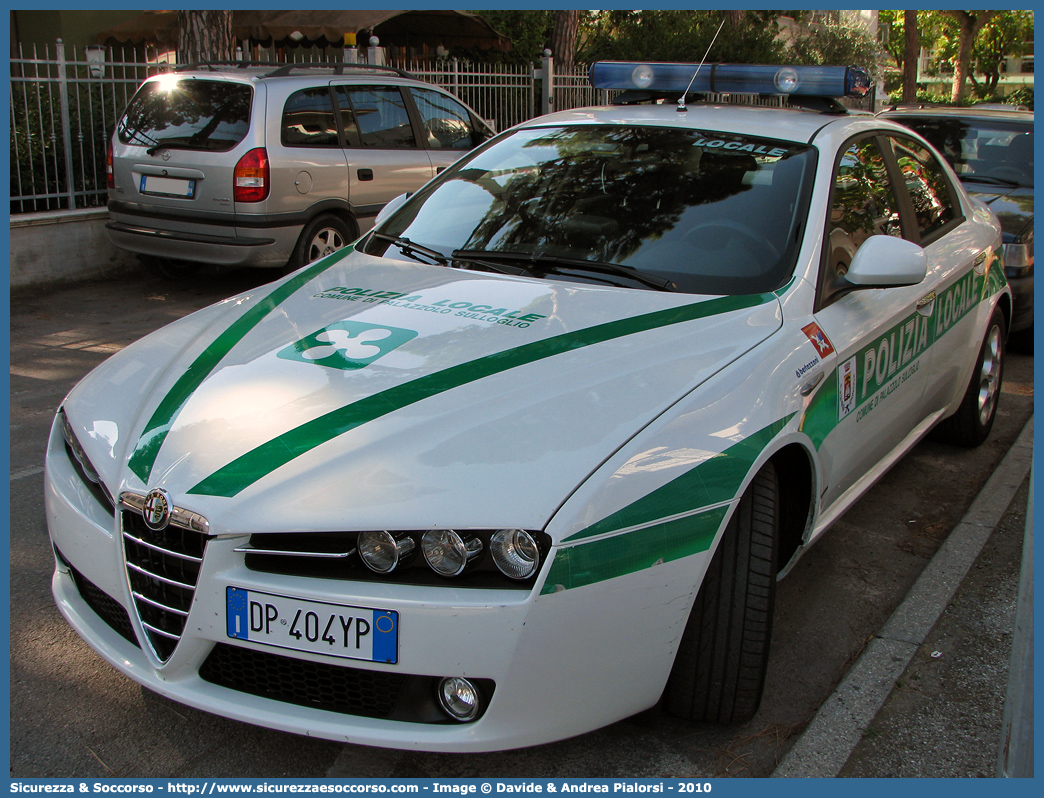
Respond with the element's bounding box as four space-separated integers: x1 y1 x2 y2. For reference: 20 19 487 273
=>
463 10 557 63
881 10 1033 103
785 18 886 78
576 10 786 65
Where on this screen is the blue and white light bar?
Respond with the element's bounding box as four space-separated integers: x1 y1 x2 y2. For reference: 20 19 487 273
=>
590 62 872 98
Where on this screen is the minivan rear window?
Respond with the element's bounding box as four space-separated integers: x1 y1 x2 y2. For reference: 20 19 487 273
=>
118 78 252 152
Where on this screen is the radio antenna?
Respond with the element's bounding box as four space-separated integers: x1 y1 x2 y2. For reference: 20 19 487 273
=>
678 18 725 113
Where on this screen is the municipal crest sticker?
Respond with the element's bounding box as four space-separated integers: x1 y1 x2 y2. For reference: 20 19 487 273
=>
278 321 417 371
838 357 857 419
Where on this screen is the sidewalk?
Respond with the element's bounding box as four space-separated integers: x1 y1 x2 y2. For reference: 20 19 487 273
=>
773 418 1034 778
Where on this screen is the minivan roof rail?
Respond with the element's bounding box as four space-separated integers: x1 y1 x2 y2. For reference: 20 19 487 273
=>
170 61 415 79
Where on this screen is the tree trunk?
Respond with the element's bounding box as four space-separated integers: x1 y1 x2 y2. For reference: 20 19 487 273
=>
178 10 235 65
902 10 919 103
550 10 581 72
945 10 997 103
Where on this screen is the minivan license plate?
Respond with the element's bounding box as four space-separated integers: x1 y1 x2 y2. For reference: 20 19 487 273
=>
226 587 398 664
139 175 195 198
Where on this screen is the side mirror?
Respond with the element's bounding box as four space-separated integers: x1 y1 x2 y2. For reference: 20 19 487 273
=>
846 235 927 288
374 192 411 229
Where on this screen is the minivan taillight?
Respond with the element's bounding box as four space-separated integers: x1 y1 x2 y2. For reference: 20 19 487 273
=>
234 148 269 203
106 141 114 190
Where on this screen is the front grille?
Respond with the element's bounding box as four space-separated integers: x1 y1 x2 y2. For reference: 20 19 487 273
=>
121 502 211 662
199 643 409 719
61 552 139 648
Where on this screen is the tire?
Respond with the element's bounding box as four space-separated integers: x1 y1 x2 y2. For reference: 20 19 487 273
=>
291 214 352 271
663 462 779 725
932 309 1005 447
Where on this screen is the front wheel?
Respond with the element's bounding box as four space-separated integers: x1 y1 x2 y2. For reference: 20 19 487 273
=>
932 308 1005 447
663 462 779 725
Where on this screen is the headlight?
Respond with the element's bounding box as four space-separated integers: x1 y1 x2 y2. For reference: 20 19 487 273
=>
421 529 483 577
490 529 541 580
59 408 101 484
357 530 415 574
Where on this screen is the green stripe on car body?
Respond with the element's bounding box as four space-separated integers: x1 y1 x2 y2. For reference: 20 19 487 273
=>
801 265 1001 450
188 292 779 497
128 249 353 483
562 416 794 543
540 505 731 595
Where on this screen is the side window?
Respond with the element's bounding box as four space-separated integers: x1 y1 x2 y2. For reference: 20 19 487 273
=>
411 88 476 149
338 87 416 149
888 136 959 242
827 137 903 277
281 88 339 147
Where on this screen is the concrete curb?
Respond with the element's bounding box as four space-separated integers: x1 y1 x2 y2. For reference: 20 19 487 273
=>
772 416 1035 778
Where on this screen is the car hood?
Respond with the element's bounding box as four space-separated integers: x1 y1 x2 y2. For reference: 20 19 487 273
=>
63 249 782 537
963 181 1034 238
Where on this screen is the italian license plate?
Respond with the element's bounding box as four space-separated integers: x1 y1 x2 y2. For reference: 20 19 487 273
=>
225 587 398 664
139 174 195 198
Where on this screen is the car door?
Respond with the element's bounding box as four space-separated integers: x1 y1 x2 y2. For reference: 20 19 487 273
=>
882 133 990 415
408 87 492 176
333 85 436 220
811 134 938 511
267 86 351 218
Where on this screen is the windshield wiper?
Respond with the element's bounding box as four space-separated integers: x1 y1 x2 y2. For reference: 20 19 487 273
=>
962 174 1021 188
144 139 206 156
369 232 450 266
452 249 677 292
121 128 160 149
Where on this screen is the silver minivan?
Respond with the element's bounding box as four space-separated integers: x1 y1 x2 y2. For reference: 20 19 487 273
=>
106 63 495 275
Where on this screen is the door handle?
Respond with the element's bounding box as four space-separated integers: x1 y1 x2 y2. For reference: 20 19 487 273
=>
357 168 374 181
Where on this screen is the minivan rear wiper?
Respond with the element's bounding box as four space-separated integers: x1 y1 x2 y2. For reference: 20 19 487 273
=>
145 139 201 156
452 249 678 292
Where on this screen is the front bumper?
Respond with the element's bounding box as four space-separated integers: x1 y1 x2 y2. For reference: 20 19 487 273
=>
44 419 698 752
1007 273 1033 334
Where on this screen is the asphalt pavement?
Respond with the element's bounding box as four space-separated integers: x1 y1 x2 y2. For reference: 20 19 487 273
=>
773 418 1034 778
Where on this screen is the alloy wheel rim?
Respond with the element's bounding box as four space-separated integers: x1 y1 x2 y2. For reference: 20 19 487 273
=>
308 228 344 263
977 325 1002 426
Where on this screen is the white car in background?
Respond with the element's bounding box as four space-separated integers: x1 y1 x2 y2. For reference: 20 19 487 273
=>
48 62 1009 752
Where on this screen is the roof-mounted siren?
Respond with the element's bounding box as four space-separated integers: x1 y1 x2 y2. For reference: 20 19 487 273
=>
590 62 872 100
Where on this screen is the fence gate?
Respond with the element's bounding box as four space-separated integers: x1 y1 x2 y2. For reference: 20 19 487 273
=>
10 41 168 214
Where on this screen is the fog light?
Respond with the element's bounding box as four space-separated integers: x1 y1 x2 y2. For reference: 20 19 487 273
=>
490 529 540 580
421 530 483 577
438 676 480 721
358 530 414 574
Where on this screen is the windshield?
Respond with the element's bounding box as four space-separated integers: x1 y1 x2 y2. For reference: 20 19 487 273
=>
896 116 1034 188
362 124 815 295
118 78 252 152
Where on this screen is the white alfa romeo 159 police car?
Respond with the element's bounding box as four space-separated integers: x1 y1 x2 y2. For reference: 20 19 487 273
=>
46 63 1009 752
